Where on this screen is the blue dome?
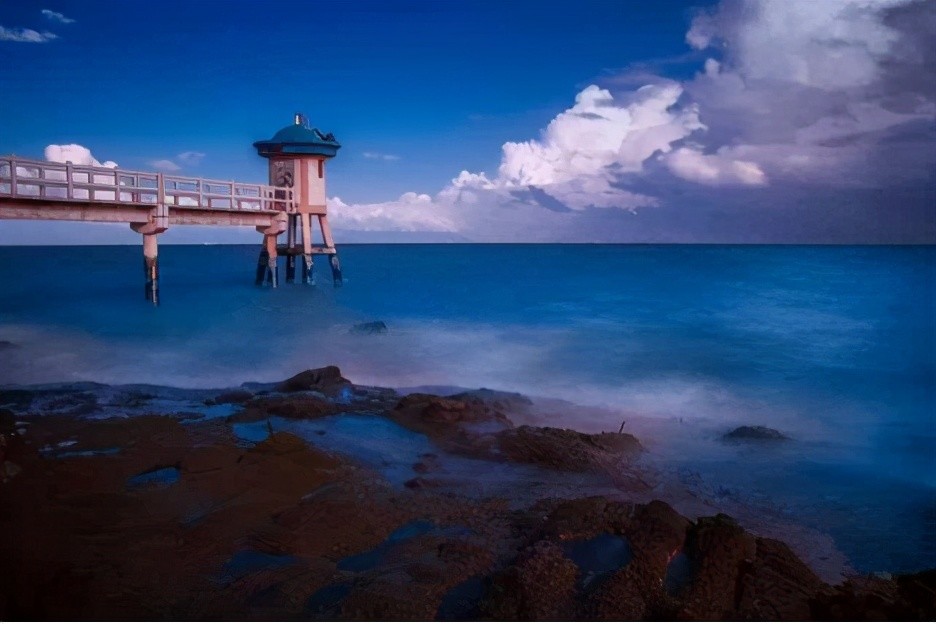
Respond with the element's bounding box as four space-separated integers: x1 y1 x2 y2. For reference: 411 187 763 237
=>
254 114 341 158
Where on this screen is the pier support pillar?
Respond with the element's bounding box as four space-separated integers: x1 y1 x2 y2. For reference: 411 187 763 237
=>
300 213 315 285
255 247 269 286
131 206 167 306
254 212 287 288
318 214 342 287
285 215 297 283
329 253 343 287
143 234 159 305
264 234 279 287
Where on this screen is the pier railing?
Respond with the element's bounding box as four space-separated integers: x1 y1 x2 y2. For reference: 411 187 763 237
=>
0 156 296 213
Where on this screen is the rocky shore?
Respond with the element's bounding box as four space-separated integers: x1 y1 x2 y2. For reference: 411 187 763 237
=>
1 366 933 620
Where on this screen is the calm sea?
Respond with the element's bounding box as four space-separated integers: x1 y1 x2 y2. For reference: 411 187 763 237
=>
0 244 933 573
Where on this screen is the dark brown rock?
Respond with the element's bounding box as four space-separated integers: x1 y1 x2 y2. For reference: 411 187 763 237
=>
275 366 350 396
481 540 579 620
212 390 254 405
496 425 642 473
678 514 758 620
723 425 789 442
228 395 337 423
736 537 825 620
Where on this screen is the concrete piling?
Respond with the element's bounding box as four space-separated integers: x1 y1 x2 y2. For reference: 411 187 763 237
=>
285 215 297 283
143 233 159 305
302 254 315 285
264 234 278 287
255 247 269 286
329 253 343 286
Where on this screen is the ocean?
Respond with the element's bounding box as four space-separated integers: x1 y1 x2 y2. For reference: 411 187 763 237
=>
0 243 933 574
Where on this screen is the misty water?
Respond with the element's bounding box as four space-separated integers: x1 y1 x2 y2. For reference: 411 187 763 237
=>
0 244 933 575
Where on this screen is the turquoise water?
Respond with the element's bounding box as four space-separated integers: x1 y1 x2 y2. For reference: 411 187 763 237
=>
0 243 934 573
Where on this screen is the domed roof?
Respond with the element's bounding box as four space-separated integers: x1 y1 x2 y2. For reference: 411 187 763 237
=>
254 113 341 158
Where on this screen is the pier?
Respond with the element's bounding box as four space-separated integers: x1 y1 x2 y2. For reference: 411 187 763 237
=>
0 113 343 304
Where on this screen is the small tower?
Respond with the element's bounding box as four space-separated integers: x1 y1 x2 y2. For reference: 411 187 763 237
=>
253 113 342 286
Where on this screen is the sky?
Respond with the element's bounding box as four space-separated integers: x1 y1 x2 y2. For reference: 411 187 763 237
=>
1 0 934 244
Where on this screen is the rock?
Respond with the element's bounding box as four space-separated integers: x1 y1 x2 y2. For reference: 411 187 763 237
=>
275 366 350 396
1 460 21 481
723 425 789 442
480 541 579 620
587 500 691 621
212 390 254 405
389 394 513 456
678 514 758 620
404 477 441 489
0 409 15 435
496 426 642 473
735 537 826 620
448 388 533 415
228 395 337 423
349 321 388 335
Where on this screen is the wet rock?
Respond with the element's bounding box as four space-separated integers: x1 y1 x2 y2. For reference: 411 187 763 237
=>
276 366 350 396
212 390 254 405
404 477 442 490
0 409 15 435
586 501 691 620
496 426 642 473
393 393 512 427
735 537 825 620
349 321 388 335
810 571 936 621
448 388 533 415
678 514 758 620
1 460 21 482
723 425 789 442
229 395 337 423
481 540 579 620
389 393 513 455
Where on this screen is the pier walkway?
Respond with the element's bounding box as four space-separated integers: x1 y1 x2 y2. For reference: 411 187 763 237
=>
0 155 340 303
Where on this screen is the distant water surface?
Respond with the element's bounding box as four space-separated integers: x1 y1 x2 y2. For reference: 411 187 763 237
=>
0 243 933 574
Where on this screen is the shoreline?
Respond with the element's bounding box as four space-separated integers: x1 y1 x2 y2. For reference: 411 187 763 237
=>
1 366 933 620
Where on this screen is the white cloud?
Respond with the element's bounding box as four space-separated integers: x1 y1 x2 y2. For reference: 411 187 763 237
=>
0 26 57 43
689 0 914 90
149 159 181 172
41 9 75 24
363 151 401 161
328 193 456 232
176 151 205 166
663 146 767 186
44 144 117 168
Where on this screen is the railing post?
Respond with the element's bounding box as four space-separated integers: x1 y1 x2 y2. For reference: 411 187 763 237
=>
156 172 165 215
66 162 74 199
230 181 236 211
198 180 203 208
10 159 17 195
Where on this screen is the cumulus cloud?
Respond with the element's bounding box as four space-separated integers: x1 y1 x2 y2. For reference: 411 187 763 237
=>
176 151 205 166
684 0 935 187
330 0 934 242
149 159 181 172
663 146 767 186
41 9 75 24
44 144 117 168
0 26 57 43
363 151 401 161
329 192 456 232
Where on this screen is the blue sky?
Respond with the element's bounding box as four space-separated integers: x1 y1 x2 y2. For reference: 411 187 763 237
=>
1 0 934 243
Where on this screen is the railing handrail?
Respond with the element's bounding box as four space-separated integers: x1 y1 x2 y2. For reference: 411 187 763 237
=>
0 155 296 213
